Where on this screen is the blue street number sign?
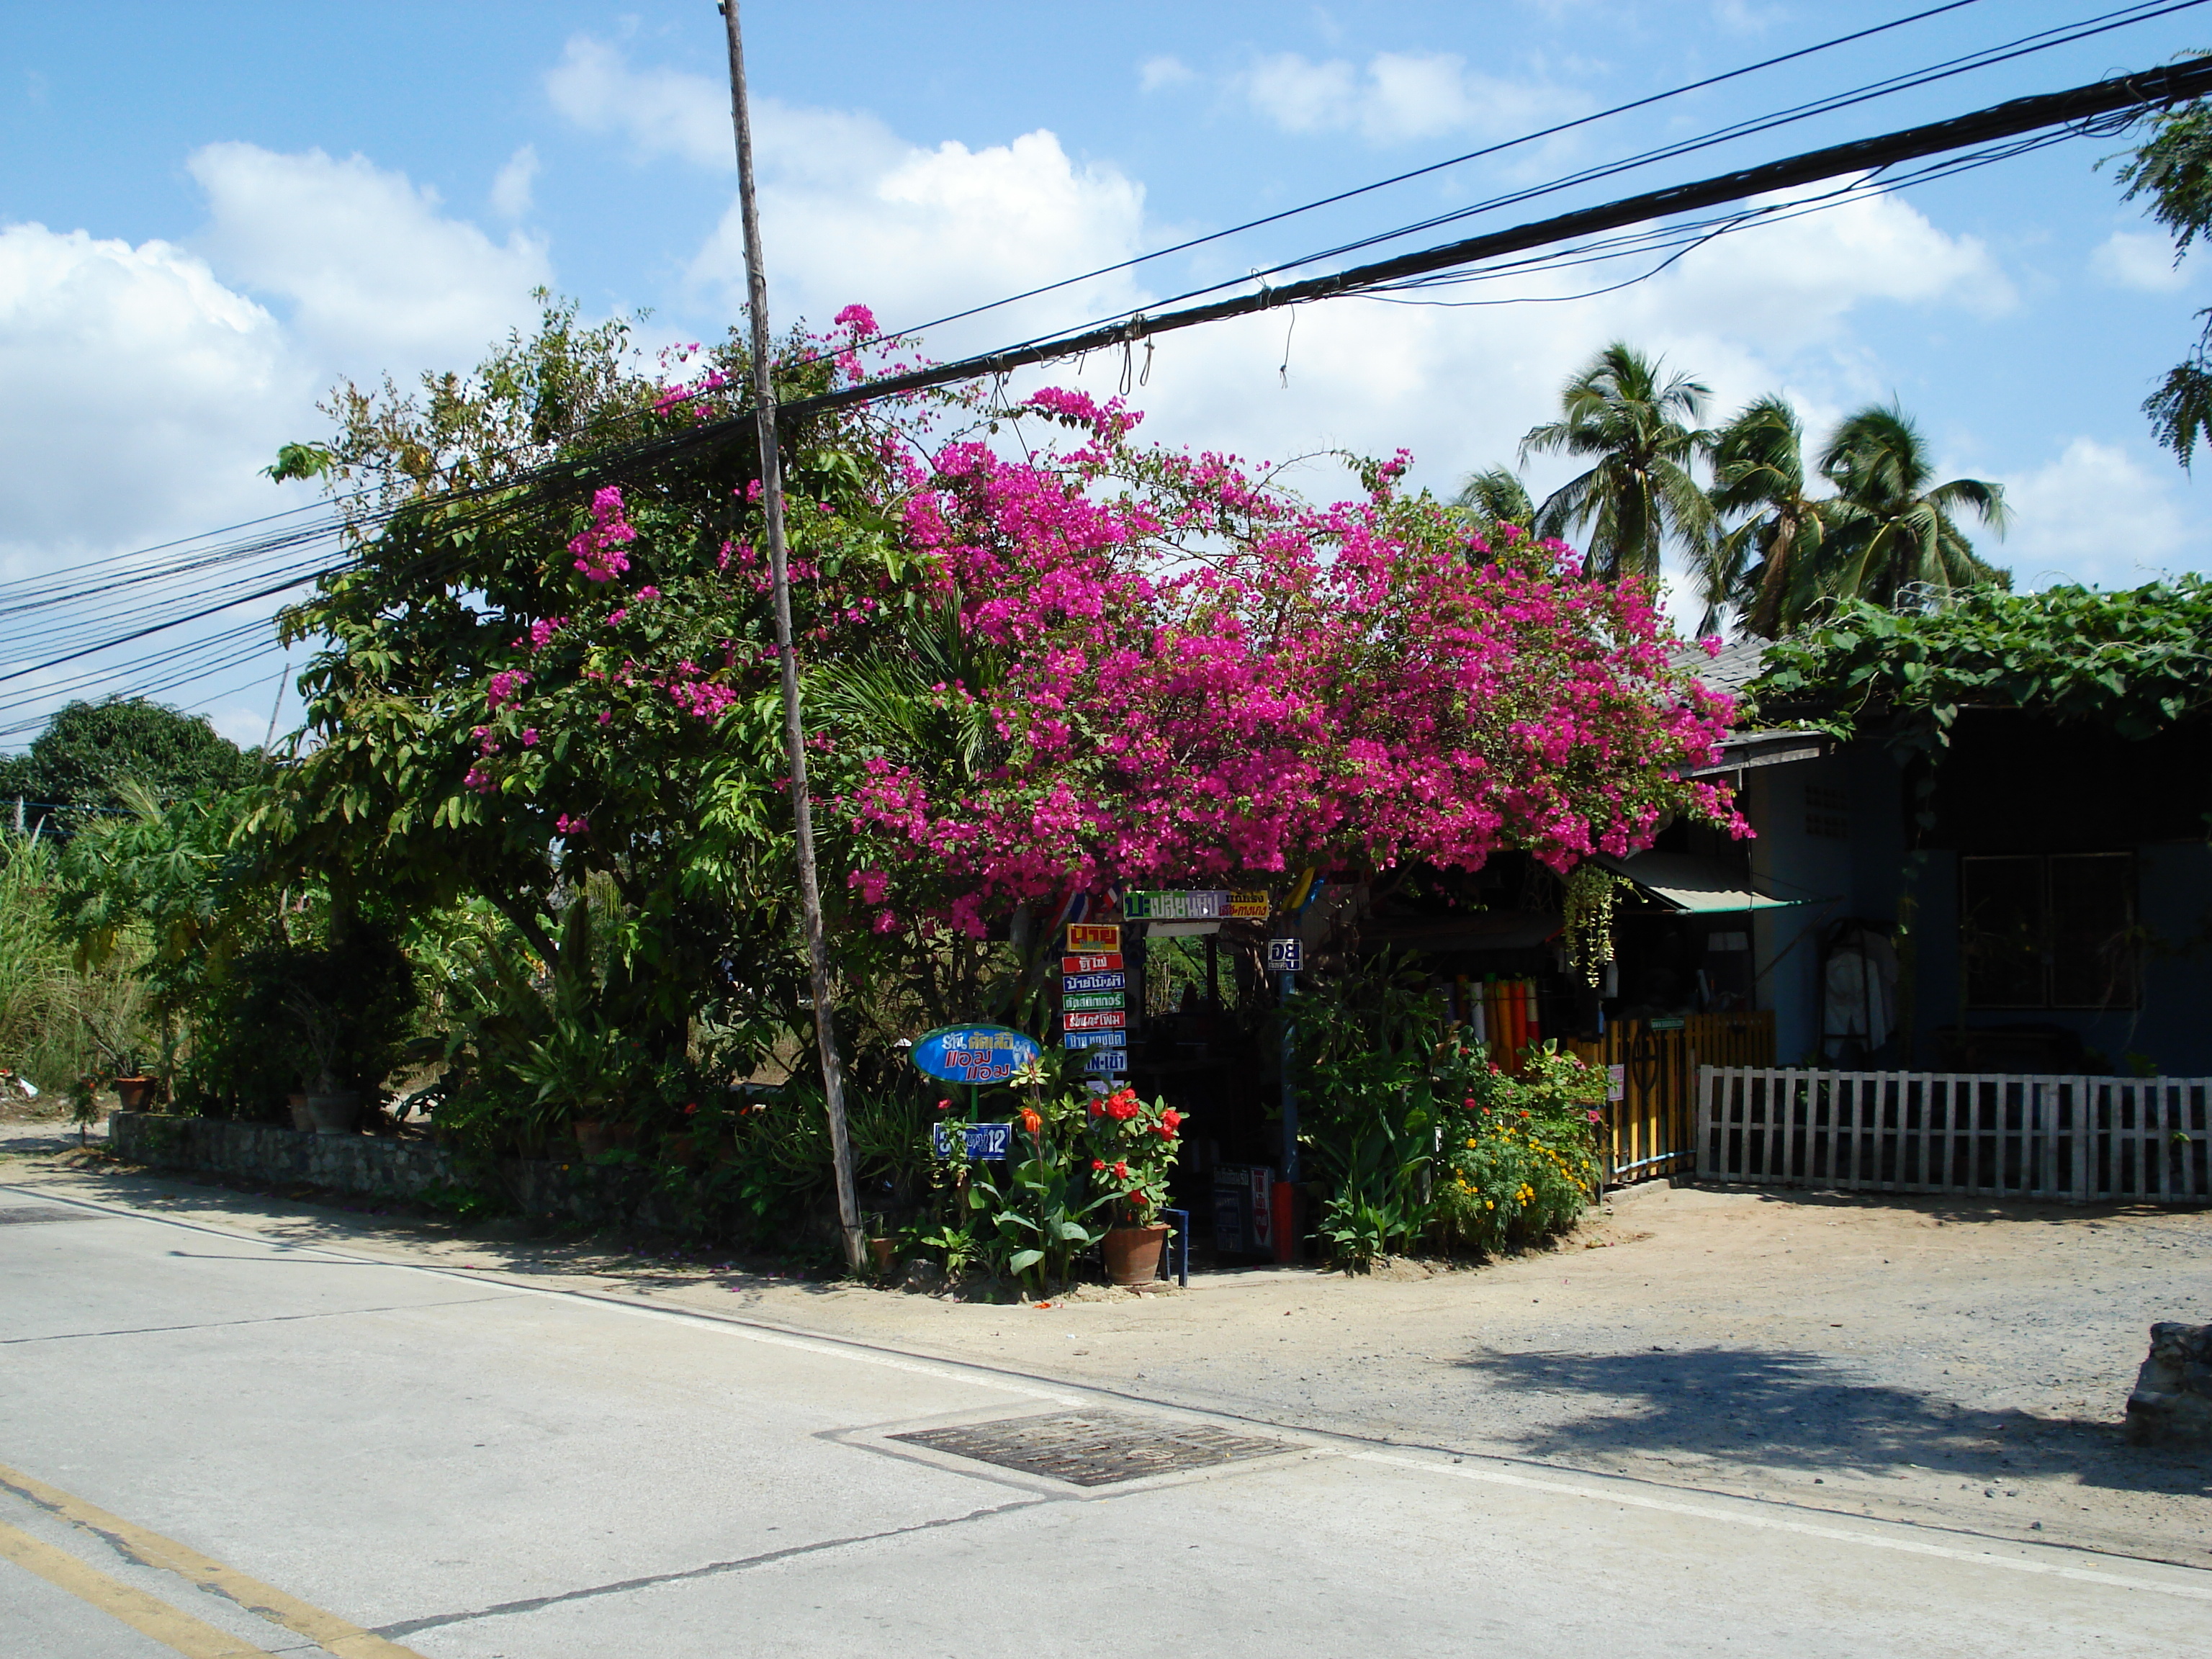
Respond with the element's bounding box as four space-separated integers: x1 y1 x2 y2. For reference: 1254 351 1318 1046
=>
1082 1048 1130 1073
931 1122 1013 1159
1264 937 1305 973
909 1025 1041 1084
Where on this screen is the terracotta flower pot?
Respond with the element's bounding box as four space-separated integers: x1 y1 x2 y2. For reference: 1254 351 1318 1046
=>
305 1092 361 1136
1103 1223 1170 1286
287 1092 313 1131
868 1237 897 1275
572 1120 612 1156
112 1078 158 1112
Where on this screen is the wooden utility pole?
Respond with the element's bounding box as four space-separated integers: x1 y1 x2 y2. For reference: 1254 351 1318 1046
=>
718 0 864 1274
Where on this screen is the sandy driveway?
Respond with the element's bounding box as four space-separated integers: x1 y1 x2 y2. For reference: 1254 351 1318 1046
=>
5 1118 2207 1568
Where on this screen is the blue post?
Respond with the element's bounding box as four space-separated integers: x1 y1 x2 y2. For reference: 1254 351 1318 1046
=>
1163 1207 1189 1286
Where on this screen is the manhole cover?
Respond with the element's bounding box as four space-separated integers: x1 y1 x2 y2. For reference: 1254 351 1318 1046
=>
0 1207 96 1226
891 1411 1290 1486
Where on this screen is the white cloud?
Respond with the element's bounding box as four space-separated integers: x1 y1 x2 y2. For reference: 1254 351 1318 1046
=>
1139 55 1195 92
690 114 1148 350
188 143 550 373
0 222 299 557
491 144 539 219
545 34 732 169
1238 50 1568 144
1995 437 2209 588
3 145 559 745
2091 228 2190 293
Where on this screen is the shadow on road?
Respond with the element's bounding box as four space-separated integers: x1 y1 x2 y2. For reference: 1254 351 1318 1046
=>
1449 1344 2211 1497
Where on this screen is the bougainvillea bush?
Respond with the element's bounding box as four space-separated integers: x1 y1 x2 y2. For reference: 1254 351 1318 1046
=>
838 391 1744 938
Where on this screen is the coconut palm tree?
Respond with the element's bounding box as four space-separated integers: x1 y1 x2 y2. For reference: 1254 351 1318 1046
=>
1704 395 1830 638
1452 466 1536 531
1520 342 1716 581
1816 404 2010 610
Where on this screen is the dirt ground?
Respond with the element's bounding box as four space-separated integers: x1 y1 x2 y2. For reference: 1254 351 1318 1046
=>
4 1117 2208 1569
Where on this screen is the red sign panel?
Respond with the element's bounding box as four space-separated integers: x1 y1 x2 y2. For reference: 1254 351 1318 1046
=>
1063 1009 1128 1031
1062 953 1124 974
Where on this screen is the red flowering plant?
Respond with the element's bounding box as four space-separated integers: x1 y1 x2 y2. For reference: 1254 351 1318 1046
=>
938 1069 1109 1292
1084 1084 1185 1226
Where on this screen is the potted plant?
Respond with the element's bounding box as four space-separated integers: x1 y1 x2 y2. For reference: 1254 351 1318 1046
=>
284 986 361 1135
1086 1085 1187 1285
109 1051 158 1113
864 1211 897 1276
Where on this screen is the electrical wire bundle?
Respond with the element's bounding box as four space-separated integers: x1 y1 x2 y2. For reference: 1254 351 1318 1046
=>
1 0 2205 741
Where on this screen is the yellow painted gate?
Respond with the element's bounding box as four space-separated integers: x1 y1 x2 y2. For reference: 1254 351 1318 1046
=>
1567 1011 1774 1184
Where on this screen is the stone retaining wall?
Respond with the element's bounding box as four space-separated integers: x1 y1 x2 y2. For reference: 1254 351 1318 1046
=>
104 1112 678 1227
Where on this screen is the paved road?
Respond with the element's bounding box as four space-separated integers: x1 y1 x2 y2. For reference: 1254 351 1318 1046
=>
1 1187 2204 1658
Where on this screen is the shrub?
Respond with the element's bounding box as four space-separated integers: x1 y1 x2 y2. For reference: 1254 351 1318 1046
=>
1431 1046 1604 1257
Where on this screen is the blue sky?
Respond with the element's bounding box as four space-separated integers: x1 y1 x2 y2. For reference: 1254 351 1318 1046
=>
4 0 2211 745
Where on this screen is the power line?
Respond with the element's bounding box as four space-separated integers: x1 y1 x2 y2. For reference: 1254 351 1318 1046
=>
9 32 2209 726
761 54 2212 423
806 0 2005 352
745 0 2200 387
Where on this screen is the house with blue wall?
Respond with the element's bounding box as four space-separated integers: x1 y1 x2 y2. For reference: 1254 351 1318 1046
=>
1696 614 2212 1079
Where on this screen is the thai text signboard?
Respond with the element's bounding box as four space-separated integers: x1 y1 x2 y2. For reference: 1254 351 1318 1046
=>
1061 971 1126 994
909 1025 1040 1085
1063 952 1123 974
1123 889 1272 921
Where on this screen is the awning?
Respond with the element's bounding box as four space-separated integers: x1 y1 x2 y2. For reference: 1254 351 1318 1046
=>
1598 852 1805 914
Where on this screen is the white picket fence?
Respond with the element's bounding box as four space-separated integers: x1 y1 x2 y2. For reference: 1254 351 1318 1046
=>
1696 1067 2212 1203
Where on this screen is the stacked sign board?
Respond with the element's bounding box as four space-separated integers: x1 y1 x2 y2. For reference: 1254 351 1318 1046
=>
1062 922 1128 1076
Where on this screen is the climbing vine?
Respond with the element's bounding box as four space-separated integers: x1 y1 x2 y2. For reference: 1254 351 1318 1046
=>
1751 580 2212 750
1561 864 1630 986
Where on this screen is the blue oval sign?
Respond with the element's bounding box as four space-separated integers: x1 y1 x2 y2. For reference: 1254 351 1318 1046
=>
910 1025 1040 1085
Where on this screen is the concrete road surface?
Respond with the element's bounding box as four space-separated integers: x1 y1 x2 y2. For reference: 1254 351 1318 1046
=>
1 1186 2203 1658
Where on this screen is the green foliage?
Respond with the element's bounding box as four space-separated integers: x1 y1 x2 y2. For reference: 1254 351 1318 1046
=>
2110 71 2212 467
1521 341 1716 581
1292 950 1455 1268
1813 405 2009 610
1699 397 2008 636
1315 1113 1431 1269
1752 580 2212 746
1431 1048 1604 1257
0 827 146 1099
1451 466 1537 534
0 698 258 830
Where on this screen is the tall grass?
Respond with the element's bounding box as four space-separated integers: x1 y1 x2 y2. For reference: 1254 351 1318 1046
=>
0 827 146 1101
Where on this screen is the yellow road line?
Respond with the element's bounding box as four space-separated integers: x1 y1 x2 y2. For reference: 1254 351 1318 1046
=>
0 1518 276 1658
0 1460 428 1659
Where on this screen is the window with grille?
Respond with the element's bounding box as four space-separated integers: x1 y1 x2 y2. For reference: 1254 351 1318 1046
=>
1959 853 2138 1010
1804 782 1851 840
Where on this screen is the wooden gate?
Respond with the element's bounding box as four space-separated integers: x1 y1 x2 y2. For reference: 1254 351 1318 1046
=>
1697 1068 2212 1202
1567 1011 1773 1185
